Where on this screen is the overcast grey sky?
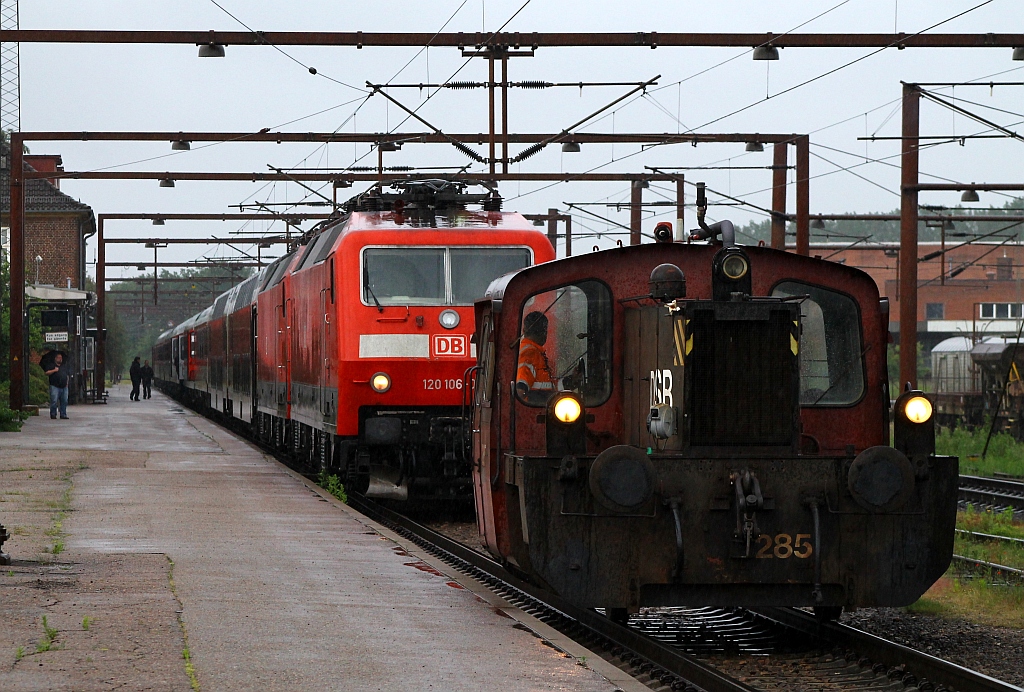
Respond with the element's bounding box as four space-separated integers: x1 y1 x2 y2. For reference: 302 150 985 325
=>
17 0 1024 276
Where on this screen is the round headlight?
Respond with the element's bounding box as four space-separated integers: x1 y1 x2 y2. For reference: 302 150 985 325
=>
903 395 932 424
439 309 460 330
371 372 391 393
553 395 582 423
722 254 749 280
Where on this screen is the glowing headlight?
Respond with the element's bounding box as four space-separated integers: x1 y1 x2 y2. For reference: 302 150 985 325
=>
903 395 932 424
722 254 749 280
439 309 460 329
371 372 391 393
553 396 582 423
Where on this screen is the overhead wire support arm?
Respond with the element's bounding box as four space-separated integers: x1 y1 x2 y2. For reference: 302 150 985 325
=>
916 87 1024 145
266 165 335 204
366 82 486 163
511 75 660 163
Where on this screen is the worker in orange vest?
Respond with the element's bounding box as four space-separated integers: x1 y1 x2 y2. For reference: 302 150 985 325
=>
516 311 555 400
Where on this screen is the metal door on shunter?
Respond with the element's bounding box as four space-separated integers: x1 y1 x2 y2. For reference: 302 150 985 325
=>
623 306 686 450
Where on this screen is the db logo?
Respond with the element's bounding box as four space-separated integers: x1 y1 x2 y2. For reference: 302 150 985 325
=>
431 334 468 358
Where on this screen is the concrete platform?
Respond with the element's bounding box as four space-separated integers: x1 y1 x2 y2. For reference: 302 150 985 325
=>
0 386 642 691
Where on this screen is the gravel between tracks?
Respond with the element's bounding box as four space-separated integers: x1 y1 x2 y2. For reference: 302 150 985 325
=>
844 607 1024 687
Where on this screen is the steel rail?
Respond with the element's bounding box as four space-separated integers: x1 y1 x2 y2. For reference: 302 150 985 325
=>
3 30 1023 49
956 529 1024 546
750 607 1024 692
346 493 754 692
952 554 1024 583
959 475 1024 513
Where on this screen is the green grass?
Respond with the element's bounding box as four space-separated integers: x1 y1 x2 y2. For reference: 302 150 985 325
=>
937 426 1024 478
167 557 201 692
316 470 348 504
907 576 1024 628
81 616 92 631
905 597 945 615
15 646 24 661
36 615 58 652
958 506 1024 540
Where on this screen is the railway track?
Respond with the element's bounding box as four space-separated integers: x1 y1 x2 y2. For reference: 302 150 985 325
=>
958 475 1024 517
952 529 1024 584
349 493 1023 692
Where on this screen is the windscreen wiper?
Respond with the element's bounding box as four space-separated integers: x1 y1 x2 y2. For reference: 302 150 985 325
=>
366 280 385 313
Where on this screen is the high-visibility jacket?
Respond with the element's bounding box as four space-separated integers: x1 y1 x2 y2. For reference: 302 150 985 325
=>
516 337 554 391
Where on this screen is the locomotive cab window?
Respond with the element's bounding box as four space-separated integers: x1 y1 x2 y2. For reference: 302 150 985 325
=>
515 280 612 407
772 281 865 406
363 247 531 306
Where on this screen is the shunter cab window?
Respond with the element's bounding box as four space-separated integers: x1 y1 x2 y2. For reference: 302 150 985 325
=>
515 280 612 407
772 281 865 406
363 247 531 306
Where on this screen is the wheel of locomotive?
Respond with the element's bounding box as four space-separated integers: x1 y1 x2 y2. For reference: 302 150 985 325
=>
606 608 629 625
813 606 843 622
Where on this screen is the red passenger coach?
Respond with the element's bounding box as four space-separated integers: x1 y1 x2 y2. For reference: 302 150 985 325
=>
154 180 554 502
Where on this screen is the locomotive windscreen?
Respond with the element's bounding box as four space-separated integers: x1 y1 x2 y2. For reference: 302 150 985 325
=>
364 247 531 306
686 302 800 447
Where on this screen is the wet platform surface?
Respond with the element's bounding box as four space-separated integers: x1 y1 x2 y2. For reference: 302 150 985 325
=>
1 385 633 691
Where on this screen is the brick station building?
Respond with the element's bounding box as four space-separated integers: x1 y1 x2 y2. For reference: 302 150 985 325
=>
1 143 96 289
2 142 98 404
818 240 1024 350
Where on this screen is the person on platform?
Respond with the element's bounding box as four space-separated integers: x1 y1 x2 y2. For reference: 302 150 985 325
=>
44 352 70 420
141 360 154 400
129 356 142 402
515 311 555 403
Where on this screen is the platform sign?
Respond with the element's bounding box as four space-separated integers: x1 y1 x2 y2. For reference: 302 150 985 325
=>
45 332 69 343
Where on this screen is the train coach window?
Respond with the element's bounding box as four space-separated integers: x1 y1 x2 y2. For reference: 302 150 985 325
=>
451 248 531 304
772 281 865 406
515 280 612 407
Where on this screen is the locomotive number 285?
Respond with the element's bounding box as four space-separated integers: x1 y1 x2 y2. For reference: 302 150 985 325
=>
423 379 463 390
755 533 813 559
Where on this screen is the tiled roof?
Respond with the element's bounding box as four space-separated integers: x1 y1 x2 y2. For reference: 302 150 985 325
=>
0 142 93 215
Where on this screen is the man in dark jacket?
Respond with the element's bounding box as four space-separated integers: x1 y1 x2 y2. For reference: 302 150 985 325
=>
141 360 154 400
129 356 142 401
44 352 71 419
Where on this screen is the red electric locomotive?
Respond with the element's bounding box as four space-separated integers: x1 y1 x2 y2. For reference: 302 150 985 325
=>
469 190 957 619
154 180 555 501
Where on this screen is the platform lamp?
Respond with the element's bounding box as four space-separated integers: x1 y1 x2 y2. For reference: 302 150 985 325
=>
561 141 581 153
198 37 226 58
752 44 780 61
961 186 980 203
745 141 764 152
159 178 175 188
810 219 826 230
152 218 165 226
171 140 191 151
1014 47 1024 61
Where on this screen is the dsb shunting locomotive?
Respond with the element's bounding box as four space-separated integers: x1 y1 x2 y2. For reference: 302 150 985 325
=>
470 189 958 618
154 180 554 501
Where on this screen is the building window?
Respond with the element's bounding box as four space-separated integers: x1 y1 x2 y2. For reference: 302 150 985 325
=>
980 303 1024 319
926 303 945 320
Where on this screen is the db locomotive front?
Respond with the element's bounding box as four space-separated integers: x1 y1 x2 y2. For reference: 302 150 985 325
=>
470 199 957 619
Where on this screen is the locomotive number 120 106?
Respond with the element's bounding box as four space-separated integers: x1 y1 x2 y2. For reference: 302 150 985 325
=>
423 378 463 390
